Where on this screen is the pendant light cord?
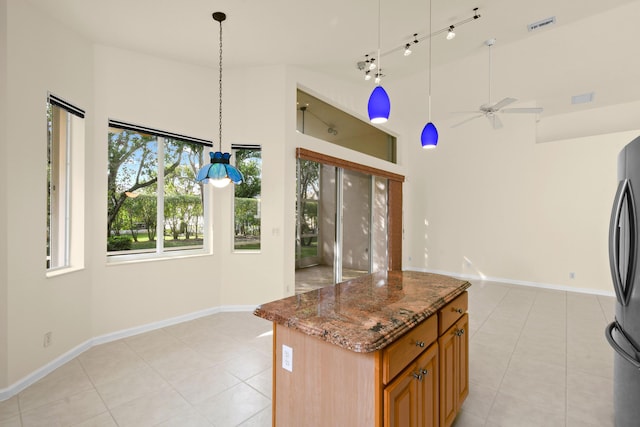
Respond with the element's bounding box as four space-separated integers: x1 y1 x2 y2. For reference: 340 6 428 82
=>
218 17 223 152
428 0 432 121
377 0 381 84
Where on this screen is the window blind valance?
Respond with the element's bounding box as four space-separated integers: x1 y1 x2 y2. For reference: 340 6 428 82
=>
48 93 85 118
108 119 213 147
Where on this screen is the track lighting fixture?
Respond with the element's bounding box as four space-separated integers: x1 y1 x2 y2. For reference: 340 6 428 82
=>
374 72 381 85
364 54 372 71
446 26 456 40
364 70 372 81
357 8 481 74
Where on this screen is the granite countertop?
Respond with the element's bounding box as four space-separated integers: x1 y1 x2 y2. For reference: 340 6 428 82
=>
253 270 471 353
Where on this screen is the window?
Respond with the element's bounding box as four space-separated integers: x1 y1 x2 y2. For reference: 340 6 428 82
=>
296 89 397 163
107 120 210 259
233 145 261 250
47 94 85 270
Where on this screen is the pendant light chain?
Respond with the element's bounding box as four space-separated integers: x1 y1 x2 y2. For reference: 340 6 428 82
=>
195 12 244 187
217 17 223 152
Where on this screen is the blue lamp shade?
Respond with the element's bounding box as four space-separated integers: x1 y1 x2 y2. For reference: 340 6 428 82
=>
368 86 391 124
196 151 244 188
421 122 439 149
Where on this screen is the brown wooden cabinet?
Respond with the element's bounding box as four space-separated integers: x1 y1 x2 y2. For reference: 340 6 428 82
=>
383 321 439 427
438 313 469 427
271 291 469 427
384 343 439 427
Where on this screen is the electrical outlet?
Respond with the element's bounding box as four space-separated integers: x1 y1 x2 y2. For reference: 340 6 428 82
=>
282 344 293 372
569 272 576 279
43 332 52 348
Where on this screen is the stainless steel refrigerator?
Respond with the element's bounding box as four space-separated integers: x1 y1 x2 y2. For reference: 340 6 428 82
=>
606 135 640 427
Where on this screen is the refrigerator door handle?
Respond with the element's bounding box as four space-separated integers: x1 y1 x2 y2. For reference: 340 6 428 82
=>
609 178 636 306
606 321 640 370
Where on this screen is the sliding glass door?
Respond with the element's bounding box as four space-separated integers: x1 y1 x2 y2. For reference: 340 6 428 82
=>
295 158 389 293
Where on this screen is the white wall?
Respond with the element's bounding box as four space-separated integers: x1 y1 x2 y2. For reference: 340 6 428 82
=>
90 45 224 336
4 0 94 385
217 65 292 303
397 43 637 292
0 0 9 389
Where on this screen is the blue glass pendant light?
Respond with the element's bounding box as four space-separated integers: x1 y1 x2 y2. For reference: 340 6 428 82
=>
196 12 243 188
368 85 391 124
421 0 439 149
421 122 438 149
197 151 244 188
368 0 390 124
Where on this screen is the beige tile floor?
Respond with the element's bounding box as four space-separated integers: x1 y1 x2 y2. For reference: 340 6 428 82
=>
0 280 615 426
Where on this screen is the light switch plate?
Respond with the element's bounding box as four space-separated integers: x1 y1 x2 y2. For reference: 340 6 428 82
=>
282 344 293 372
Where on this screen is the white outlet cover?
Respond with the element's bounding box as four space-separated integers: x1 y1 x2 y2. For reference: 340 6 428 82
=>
282 344 293 372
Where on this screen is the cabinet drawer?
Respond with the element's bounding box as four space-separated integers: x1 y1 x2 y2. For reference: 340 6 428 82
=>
382 315 437 384
438 292 468 336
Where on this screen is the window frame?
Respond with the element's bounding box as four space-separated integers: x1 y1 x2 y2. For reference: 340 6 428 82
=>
232 144 262 253
47 93 85 275
106 120 212 263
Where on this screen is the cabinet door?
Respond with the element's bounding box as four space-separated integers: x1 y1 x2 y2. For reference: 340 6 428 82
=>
439 314 469 427
416 344 439 427
385 367 419 427
457 314 469 407
438 325 457 427
385 343 439 427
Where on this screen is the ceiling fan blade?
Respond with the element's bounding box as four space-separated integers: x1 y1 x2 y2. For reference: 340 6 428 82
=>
490 97 518 111
487 114 503 129
450 110 483 115
502 107 544 114
451 114 484 128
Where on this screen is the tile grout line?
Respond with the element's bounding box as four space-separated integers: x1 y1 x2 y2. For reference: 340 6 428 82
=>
75 357 121 427
478 285 535 427
565 290 569 427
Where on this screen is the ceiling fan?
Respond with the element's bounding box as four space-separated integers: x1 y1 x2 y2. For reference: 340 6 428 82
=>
452 38 543 130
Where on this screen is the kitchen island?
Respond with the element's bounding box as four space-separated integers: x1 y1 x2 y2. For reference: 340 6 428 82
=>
254 270 471 427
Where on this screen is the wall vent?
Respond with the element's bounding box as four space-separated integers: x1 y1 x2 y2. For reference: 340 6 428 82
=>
527 17 556 32
571 92 595 105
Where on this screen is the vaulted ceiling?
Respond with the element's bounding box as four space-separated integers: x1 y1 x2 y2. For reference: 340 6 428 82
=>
25 0 640 120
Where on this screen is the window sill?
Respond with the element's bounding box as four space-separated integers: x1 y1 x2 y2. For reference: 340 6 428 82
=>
106 249 212 266
46 266 85 278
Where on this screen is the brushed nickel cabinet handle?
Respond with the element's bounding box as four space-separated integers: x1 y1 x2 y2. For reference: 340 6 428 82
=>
415 340 425 348
454 308 464 314
413 372 423 381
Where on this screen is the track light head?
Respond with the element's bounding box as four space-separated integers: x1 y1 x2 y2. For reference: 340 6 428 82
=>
369 58 377 70
447 26 456 40
364 70 372 81
403 44 412 56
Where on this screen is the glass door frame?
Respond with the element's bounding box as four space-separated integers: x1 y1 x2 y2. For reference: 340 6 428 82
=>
296 148 405 273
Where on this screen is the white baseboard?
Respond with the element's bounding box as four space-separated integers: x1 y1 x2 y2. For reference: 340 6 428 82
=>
407 267 616 298
0 305 257 402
